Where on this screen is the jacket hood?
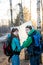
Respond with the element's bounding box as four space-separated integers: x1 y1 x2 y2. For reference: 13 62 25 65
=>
28 29 35 36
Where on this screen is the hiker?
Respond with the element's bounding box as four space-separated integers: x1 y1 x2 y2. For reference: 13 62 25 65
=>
22 26 41 65
0 28 21 65
2 28 21 65
7 28 21 65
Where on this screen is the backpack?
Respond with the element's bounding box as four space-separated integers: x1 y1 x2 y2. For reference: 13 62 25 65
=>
3 36 13 56
3 35 20 56
27 30 41 55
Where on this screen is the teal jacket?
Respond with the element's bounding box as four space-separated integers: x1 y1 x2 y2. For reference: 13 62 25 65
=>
11 37 21 52
8 34 21 52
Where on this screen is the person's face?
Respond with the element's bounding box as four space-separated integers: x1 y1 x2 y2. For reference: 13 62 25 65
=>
25 28 30 34
13 30 19 36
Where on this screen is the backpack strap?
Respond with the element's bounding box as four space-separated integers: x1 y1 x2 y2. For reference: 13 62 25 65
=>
29 31 36 44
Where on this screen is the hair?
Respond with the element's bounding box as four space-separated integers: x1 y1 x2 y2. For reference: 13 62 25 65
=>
26 26 32 30
11 28 20 40
11 28 18 33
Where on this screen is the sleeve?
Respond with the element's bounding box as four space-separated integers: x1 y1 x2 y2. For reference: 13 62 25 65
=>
11 38 16 51
21 37 32 49
11 38 21 52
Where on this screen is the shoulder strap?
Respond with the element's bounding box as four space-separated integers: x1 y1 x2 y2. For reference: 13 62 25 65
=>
8 35 13 46
29 31 37 44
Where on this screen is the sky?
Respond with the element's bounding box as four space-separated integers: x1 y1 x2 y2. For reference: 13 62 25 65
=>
0 0 37 21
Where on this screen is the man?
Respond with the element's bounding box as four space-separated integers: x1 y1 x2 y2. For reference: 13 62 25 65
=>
22 26 41 65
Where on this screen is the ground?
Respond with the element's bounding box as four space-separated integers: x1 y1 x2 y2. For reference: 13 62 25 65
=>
0 55 30 65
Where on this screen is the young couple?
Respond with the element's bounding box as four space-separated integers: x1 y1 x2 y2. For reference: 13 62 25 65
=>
8 25 41 65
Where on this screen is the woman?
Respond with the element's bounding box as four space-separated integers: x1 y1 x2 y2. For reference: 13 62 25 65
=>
8 28 21 65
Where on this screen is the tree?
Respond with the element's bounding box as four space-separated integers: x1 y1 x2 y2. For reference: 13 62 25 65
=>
13 14 20 26
23 7 31 22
